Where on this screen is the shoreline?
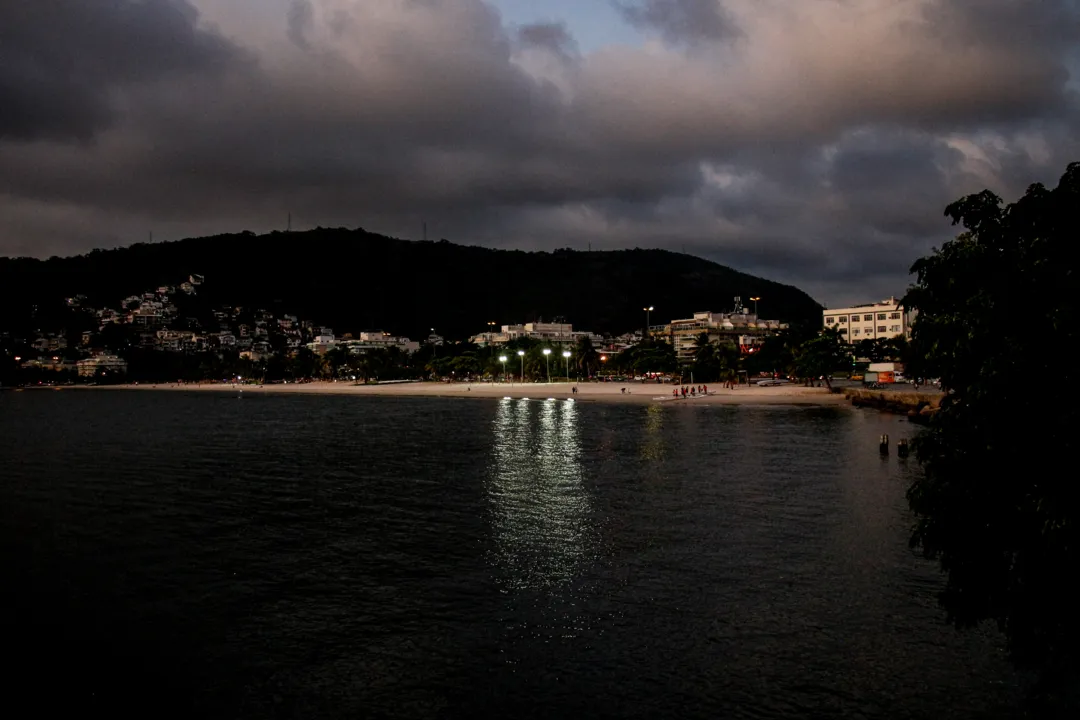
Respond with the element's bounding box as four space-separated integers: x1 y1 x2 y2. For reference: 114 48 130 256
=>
63 380 850 406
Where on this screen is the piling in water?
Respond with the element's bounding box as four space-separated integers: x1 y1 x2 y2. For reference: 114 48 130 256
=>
897 439 910 458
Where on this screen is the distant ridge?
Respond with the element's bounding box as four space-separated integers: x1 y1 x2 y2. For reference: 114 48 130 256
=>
0 228 821 339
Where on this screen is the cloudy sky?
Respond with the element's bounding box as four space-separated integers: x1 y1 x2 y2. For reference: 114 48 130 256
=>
2 0 1078 306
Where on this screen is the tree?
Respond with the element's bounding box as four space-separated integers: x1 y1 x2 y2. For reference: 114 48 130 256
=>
690 331 720 381
324 345 351 379
904 162 1079 706
573 335 600 379
792 327 848 388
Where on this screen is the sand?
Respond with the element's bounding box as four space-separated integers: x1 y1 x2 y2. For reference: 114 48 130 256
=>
85 380 849 406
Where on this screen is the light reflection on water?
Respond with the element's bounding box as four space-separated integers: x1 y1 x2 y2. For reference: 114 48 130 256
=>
486 398 594 591
641 403 667 461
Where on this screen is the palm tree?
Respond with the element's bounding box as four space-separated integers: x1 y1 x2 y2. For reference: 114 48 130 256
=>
574 336 599 379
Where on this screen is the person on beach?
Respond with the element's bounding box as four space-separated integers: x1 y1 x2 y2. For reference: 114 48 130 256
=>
690 387 696 396
673 388 678 398
703 384 708 395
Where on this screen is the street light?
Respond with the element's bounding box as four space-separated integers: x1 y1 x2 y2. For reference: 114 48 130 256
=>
562 350 571 381
542 348 551 382
499 355 507 383
643 306 654 338
750 296 761 317
517 349 525 383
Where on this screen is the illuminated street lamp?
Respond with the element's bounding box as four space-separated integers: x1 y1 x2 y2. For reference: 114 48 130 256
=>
643 306 654 338
517 349 525 383
499 355 507 383
562 350 571 380
750 296 761 317
542 348 551 382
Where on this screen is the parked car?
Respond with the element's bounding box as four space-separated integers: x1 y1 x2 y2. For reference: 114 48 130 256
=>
756 378 790 387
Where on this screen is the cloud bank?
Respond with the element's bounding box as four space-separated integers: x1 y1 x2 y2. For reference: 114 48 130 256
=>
1 0 1077 305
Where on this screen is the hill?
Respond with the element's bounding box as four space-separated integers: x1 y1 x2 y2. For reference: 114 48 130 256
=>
0 228 821 339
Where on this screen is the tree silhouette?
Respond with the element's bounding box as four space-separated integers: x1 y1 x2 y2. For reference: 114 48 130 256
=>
904 161 1079 708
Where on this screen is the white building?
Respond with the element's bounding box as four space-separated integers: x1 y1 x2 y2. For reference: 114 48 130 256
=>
823 296 913 342
77 354 128 377
470 322 602 347
340 332 419 355
659 310 786 362
306 334 337 354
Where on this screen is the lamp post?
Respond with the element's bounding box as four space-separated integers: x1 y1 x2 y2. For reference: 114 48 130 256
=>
499 355 507 384
431 327 437 359
643 306 654 339
542 348 551 382
517 349 525 383
600 354 607 379
750 297 760 317
562 350 571 381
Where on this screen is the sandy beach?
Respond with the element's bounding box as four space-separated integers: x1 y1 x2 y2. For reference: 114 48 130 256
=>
82 380 849 405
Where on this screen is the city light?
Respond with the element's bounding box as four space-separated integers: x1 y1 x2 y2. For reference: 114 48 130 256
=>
499 354 507 384
517 349 525 382
643 306 654 337
542 348 552 382
562 350 571 380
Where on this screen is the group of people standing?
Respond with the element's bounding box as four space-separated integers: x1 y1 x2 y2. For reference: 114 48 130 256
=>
673 384 708 399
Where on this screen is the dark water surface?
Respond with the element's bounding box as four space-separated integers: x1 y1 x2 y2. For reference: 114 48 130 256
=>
0 391 1021 718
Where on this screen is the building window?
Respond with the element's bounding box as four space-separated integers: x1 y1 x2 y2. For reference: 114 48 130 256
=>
890 312 901 319
878 326 886 333
839 316 847 323
877 313 886 320
853 329 860 336
839 328 847 334
825 316 835 324
864 314 873 321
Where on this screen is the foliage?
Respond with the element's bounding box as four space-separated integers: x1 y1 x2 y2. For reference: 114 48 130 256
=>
748 322 818 377
609 337 678 375
689 332 740 382
853 336 910 364
904 162 1079 704
792 327 849 388
573 335 600 379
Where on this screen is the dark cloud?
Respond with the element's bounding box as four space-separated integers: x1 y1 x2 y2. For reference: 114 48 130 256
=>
0 0 1078 307
0 0 244 142
614 0 739 46
286 0 315 49
517 22 578 56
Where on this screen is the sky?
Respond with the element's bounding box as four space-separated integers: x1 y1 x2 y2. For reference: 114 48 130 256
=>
2 1 1078 308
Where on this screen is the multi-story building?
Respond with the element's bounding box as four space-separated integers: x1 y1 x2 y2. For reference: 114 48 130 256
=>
340 331 420 355
77 354 128 377
656 309 786 363
823 296 913 343
470 322 602 347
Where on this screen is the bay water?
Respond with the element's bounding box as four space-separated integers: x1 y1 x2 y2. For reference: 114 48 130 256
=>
0 391 1021 718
